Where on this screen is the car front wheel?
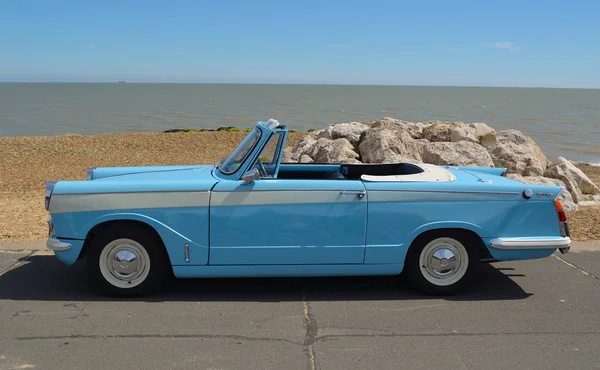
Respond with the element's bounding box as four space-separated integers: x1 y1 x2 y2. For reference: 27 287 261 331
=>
404 231 479 295
86 226 168 297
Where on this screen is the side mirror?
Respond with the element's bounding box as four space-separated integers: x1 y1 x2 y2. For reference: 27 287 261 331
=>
242 168 260 184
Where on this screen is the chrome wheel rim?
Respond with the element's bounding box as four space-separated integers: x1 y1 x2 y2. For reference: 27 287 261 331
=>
419 237 469 286
99 238 150 289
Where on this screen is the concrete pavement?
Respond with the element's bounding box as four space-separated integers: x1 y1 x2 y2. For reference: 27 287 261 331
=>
0 244 598 370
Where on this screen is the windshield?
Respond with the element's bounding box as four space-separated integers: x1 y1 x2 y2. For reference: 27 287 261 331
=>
217 128 261 174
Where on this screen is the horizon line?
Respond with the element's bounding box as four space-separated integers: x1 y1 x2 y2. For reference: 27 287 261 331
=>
1 81 599 90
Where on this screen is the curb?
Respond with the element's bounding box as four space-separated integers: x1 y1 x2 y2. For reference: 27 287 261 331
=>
0 241 45 251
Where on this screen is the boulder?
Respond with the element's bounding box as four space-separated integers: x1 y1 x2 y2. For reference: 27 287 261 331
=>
450 127 478 144
311 138 359 163
289 135 317 161
358 127 422 163
341 158 362 164
318 122 369 146
308 129 325 137
381 154 423 164
371 118 426 139
507 174 578 211
299 154 314 164
282 152 296 163
545 157 599 202
422 121 469 142
451 123 497 146
471 122 497 147
421 141 494 167
486 130 548 176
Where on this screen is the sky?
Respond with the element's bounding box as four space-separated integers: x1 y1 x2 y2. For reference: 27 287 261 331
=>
1 0 599 88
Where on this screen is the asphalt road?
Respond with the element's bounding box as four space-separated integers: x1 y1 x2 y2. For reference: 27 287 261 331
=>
0 244 598 370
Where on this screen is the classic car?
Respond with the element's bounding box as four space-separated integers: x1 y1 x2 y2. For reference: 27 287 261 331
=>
44 119 571 297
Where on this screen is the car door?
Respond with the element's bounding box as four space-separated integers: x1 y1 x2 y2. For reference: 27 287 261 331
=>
209 178 367 265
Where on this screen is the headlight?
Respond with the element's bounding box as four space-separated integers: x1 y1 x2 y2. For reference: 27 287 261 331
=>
45 181 57 211
86 167 97 180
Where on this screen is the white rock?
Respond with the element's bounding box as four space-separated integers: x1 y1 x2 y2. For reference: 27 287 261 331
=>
421 141 494 167
281 152 296 163
380 154 423 164
507 174 578 211
299 154 314 164
450 127 478 143
318 122 370 146
308 129 325 137
578 194 600 207
311 138 359 163
358 127 422 163
371 118 425 139
340 158 362 164
545 157 599 202
470 122 497 147
289 135 317 161
422 121 469 142
486 130 548 176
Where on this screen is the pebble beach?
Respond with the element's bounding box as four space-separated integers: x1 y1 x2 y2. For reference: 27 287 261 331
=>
1 130 599 242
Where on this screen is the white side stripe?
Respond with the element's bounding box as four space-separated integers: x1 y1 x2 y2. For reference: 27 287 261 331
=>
48 189 520 214
210 190 362 207
49 192 210 214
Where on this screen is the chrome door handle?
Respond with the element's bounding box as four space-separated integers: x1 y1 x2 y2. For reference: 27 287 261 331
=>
340 190 366 199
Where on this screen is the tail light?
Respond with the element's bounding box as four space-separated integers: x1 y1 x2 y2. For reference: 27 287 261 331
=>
555 199 570 237
555 200 567 222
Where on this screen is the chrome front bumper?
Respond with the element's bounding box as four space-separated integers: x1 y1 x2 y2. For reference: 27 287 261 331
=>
489 237 571 253
46 221 71 251
46 237 72 251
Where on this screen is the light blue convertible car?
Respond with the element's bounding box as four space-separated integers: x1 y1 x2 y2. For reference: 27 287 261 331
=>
45 119 571 297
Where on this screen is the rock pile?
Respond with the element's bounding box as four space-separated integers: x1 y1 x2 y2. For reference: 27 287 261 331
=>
284 117 599 211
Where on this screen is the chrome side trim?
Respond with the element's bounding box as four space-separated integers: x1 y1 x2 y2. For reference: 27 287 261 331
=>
55 189 210 196
46 237 72 251
211 189 520 195
489 237 571 249
368 190 517 203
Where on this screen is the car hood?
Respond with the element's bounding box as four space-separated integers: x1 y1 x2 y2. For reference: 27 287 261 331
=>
53 165 219 195
90 164 213 180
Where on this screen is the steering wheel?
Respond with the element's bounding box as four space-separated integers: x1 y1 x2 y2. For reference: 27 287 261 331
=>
257 160 268 178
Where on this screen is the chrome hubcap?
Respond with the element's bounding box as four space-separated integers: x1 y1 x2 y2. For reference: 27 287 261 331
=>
99 238 150 289
111 249 142 279
419 237 469 286
429 248 457 276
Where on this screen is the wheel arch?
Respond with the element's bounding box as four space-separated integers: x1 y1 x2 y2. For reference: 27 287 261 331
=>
407 223 492 260
78 212 205 266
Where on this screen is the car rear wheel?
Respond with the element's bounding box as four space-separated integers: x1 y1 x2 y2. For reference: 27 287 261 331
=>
404 231 479 295
86 225 168 297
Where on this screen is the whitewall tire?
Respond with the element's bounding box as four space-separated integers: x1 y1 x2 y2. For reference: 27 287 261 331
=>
405 231 479 295
86 225 169 297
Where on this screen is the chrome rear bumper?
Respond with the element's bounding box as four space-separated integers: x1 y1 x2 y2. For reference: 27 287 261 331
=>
489 237 571 252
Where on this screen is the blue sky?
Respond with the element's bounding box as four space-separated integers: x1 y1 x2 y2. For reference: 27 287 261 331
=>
1 0 599 87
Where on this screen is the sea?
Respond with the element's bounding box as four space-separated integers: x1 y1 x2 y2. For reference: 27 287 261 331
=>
1 83 599 162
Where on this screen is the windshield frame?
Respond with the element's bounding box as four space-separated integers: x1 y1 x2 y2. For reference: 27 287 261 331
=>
216 128 262 175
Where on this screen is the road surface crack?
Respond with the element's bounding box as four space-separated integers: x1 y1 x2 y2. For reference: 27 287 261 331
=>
15 333 301 345
554 255 599 280
302 290 318 370
313 330 600 343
